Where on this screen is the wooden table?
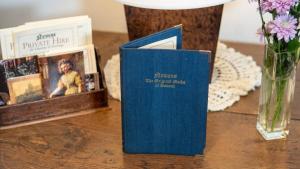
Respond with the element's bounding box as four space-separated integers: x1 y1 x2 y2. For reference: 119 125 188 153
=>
0 32 300 169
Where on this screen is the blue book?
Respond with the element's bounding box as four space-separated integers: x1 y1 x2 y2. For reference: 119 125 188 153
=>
120 25 211 156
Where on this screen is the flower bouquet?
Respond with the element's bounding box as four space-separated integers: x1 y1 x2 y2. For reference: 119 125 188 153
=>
254 0 300 140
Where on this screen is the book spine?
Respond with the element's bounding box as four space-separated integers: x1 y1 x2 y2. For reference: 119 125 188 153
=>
119 47 126 152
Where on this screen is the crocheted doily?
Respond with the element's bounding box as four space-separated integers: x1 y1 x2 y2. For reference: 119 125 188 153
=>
104 42 261 111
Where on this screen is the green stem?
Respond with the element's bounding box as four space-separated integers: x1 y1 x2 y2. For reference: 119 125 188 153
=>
271 78 287 130
257 0 271 44
264 91 271 129
264 74 273 129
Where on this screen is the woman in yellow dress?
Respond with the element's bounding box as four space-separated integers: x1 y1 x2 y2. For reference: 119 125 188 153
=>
49 59 83 98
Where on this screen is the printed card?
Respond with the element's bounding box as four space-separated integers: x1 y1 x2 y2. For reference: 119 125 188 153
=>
1 56 39 79
44 45 97 74
39 51 86 98
7 73 43 104
0 16 92 59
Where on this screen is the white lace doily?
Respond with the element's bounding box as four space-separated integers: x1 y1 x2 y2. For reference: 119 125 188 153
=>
104 42 261 111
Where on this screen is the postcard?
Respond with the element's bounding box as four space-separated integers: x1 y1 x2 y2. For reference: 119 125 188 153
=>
0 16 92 59
39 51 86 98
0 61 9 105
7 73 44 104
13 17 92 58
1 56 39 79
24 16 92 46
0 28 14 60
44 45 97 74
85 73 100 91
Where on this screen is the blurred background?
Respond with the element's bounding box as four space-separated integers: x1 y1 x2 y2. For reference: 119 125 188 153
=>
0 0 261 44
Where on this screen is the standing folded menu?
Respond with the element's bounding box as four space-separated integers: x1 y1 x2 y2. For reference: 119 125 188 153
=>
120 25 211 155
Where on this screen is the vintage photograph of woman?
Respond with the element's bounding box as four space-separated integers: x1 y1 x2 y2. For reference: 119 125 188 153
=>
39 51 85 98
49 59 83 98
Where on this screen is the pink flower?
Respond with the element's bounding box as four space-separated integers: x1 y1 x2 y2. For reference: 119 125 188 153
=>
258 0 298 14
272 0 298 14
268 14 298 42
261 0 275 13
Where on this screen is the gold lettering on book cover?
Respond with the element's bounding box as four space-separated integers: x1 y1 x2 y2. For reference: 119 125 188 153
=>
145 72 186 88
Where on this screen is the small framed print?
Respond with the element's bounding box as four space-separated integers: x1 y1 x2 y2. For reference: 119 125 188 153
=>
7 73 43 104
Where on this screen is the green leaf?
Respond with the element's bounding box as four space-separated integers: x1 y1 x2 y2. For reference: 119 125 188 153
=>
287 39 300 51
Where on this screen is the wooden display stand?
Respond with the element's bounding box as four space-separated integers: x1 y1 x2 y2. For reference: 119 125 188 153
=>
0 49 108 128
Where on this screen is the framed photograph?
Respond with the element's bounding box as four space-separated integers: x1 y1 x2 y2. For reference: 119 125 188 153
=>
39 51 85 98
7 73 43 104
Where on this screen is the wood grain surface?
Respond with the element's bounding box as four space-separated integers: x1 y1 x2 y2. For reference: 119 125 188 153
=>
0 32 300 169
0 100 300 169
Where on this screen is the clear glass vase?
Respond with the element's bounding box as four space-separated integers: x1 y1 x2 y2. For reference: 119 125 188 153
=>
257 46 298 140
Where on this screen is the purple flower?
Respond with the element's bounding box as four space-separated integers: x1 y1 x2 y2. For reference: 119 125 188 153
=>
272 0 298 14
269 14 297 42
259 0 298 14
261 0 275 13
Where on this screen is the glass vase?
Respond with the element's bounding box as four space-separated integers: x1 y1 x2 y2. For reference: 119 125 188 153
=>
256 46 298 140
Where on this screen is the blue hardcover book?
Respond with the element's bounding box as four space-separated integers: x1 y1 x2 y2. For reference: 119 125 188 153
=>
120 25 211 156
